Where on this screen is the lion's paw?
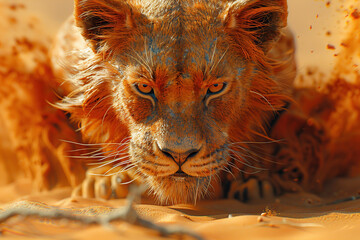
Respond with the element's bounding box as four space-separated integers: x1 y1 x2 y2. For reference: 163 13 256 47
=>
72 171 132 200
228 178 276 202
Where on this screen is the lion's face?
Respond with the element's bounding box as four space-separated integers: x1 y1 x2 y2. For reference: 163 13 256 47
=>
67 0 288 204
117 48 246 203
111 8 255 204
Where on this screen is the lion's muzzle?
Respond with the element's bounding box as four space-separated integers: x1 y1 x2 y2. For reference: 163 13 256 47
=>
156 142 202 175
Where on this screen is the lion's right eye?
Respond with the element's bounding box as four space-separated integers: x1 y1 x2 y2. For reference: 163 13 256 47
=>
135 83 153 95
206 82 227 97
208 83 225 94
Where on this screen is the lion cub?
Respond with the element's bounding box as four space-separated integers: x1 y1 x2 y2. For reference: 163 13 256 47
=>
52 0 296 204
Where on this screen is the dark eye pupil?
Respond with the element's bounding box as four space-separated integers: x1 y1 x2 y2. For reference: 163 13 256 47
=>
143 84 148 87
213 84 218 87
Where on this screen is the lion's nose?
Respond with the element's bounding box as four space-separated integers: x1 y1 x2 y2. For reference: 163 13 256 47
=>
159 147 201 167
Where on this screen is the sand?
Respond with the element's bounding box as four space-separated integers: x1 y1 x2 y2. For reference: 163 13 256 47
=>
1 1 360 239
2 177 360 239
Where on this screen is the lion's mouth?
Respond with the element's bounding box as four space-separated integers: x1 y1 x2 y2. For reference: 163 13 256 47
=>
171 169 189 178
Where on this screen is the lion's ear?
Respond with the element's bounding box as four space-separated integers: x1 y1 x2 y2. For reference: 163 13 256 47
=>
224 0 287 53
74 0 136 55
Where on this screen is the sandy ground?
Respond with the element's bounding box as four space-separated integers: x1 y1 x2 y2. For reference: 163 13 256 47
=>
1 0 360 239
2 177 360 240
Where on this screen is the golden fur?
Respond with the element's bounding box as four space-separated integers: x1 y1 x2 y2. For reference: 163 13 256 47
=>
50 0 296 204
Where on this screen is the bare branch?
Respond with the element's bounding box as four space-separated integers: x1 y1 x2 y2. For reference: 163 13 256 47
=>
0 189 204 240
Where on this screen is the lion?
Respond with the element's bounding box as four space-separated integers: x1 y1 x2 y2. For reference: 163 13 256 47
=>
49 0 296 204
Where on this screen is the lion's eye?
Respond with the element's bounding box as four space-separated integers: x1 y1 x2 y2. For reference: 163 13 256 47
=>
136 83 153 95
208 83 225 94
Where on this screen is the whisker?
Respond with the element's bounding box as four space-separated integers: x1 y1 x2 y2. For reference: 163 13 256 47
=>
209 47 229 75
226 161 242 173
133 70 150 79
100 105 113 136
229 154 267 171
226 160 263 175
103 162 134 176
229 147 277 164
210 38 218 67
85 149 123 158
250 90 276 113
67 148 129 160
67 155 106 159
90 156 130 169
220 165 236 179
194 178 200 205
229 139 285 145
81 150 113 157
67 148 104 155
144 37 154 69
205 175 212 199
116 176 138 185
229 149 255 165
86 95 112 118
127 49 153 76
95 150 129 159
119 164 139 173
92 145 129 156
88 158 131 166
204 161 214 195
60 139 126 147
86 141 131 174
117 137 132 146
88 170 136 179
229 148 262 164
67 147 103 152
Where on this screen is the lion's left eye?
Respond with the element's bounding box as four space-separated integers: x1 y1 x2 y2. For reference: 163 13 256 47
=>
208 83 226 94
136 83 153 95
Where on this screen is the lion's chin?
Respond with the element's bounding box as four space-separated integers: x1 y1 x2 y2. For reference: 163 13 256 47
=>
145 175 213 205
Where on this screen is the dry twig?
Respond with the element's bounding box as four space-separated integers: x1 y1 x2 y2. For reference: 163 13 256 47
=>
0 188 204 240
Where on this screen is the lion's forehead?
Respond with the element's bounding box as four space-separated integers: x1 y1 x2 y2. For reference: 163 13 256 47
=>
126 0 232 71
125 32 244 88
126 32 236 83
142 36 224 67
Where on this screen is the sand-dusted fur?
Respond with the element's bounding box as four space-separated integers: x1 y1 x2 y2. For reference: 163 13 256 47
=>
52 0 296 204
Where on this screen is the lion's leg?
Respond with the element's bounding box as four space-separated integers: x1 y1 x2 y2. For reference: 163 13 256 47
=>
227 178 277 202
71 166 134 200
